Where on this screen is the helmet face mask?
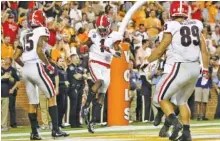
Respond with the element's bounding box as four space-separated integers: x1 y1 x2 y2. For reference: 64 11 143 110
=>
97 27 108 37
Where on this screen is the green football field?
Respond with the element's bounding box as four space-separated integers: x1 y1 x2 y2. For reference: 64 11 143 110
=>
1 120 220 141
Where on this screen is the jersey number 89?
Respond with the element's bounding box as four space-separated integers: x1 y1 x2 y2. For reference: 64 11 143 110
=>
180 25 200 47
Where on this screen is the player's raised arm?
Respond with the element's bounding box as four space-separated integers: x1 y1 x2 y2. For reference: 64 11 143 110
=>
200 34 209 69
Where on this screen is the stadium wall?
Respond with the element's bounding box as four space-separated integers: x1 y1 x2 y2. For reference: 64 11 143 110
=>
15 81 218 126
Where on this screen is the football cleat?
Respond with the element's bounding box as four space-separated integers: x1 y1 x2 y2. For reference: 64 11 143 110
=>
51 129 69 138
30 133 42 140
159 125 170 137
88 121 95 134
169 121 182 140
176 131 192 141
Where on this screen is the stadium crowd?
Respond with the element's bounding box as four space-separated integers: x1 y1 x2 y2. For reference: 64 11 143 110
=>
1 1 220 131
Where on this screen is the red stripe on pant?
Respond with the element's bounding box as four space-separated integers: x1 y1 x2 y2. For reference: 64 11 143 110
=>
40 64 56 96
157 63 177 102
88 63 98 82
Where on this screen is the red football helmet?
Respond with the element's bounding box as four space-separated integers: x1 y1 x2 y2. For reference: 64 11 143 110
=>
29 10 47 27
170 1 189 18
96 15 111 37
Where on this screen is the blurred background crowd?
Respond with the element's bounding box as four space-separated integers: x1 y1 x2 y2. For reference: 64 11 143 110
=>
1 1 220 131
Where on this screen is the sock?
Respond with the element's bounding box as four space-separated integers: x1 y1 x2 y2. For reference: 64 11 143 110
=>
183 124 190 132
85 89 96 108
28 113 38 134
92 101 102 123
49 106 59 131
174 107 180 116
164 118 171 127
167 113 178 125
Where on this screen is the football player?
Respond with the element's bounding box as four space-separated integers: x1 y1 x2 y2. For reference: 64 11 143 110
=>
13 10 69 140
81 15 123 133
141 2 209 141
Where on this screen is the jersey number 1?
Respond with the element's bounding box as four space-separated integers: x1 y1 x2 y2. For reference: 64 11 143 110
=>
24 33 34 51
180 25 200 47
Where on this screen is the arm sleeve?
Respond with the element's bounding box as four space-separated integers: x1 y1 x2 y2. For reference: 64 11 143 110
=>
163 21 179 36
38 27 50 37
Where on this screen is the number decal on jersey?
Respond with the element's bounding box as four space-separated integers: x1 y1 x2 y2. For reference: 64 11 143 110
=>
24 33 34 51
180 26 200 47
100 39 105 52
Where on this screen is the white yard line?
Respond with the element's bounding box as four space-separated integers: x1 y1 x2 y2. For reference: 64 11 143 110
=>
2 122 220 138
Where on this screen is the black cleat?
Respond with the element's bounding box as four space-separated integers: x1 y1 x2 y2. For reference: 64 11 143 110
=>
177 131 192 141
88 121 95 133
159 125 170 137
30 133 42 140
154 109 164 126
52 129 69 138
169 121 182 140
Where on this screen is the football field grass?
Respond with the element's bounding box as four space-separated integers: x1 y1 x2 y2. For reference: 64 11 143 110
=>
1 120 220 141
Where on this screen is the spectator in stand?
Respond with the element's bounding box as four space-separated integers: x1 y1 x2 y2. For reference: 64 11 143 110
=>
118 4 126 21
133 24 149 49
105 5 117 30
18 14 27 36
92 2 104 16
146 2 164 18
135 39 151 67
43 1 55 18
145 10 162 38
1 36 14 60
7 1 19 22
70 2 82 30
159 11 169 26
202 2 210 25
191 2 202 21
211 25 220 47
132 6 146 28
2 12 18 45
124 1 133 12
86 4 95 29
47 17 57 47
208 2 218 31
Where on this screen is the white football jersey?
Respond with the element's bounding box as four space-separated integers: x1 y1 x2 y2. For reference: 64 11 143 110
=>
158 31 174 73
88 29 123 64
163 19 203 64
20 27 49 63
